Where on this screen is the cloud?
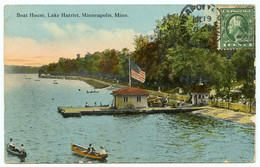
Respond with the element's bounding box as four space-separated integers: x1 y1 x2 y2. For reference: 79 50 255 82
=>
4 36 65 66
5 22 139 66
43 22 68 39
146 30 155 36
5 58 31 62
66 23 95 33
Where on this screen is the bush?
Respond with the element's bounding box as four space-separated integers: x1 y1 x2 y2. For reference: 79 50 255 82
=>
168 101 178 108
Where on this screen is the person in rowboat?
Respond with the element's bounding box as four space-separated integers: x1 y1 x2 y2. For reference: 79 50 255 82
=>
20 144 25 153
9 138 19 151
86 144 96 154
98 146 106 155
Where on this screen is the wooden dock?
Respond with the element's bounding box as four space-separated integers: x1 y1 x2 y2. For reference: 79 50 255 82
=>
57 106 198 117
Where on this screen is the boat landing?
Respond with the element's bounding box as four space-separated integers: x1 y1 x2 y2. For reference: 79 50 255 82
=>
57 106 198 117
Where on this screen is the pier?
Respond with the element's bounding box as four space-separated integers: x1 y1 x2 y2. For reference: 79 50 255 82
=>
57 106 198 117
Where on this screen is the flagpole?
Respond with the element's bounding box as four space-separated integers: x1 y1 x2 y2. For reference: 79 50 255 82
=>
129 58 131 87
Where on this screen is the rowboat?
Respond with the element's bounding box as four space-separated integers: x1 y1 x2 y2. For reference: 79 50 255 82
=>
71 143 109 160
6 144 27 158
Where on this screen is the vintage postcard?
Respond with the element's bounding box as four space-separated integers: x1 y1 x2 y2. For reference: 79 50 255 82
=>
2 2 257 166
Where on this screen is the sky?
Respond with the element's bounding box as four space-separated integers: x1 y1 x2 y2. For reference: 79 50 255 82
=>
3 4 220 66
4 5 183 66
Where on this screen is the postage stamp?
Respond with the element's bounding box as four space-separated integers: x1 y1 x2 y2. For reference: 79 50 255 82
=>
218 6 255 49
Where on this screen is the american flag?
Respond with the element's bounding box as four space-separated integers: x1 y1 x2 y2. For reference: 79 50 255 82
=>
131 62 145 83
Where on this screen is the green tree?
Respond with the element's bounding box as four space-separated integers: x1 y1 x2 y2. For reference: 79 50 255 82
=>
155 13 199 49
48 63 57 72
117 48 129 79
231 49 255 82
76 57 85 73
166 46 211 92
232 49 255 109
203 52 224 91
219 59 236 107
101 49 119 75
85 52 101 74
151 13 216 89
208 21 218 51
132 36 163 81
191 24 213 48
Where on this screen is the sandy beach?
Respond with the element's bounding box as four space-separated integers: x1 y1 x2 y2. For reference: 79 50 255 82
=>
193 106 256 127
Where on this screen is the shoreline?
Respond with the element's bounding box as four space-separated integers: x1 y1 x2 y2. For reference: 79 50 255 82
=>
40 74 125 89
40 74 256 127
192 106 255 127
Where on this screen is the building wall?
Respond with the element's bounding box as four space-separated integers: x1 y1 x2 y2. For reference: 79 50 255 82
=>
114 95 148 109
191 93 209 106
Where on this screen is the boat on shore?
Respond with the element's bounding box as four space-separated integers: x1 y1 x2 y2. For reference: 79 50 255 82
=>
6 144 27 158
71 143 108 160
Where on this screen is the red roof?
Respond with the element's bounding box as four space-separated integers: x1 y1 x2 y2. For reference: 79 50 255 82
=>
112 87 149 95
192 85 210 93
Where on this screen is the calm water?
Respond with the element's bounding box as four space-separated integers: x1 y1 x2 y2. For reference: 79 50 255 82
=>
4 74 255 163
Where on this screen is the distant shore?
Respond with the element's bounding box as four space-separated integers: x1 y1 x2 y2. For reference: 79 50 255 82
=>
40 74 125 89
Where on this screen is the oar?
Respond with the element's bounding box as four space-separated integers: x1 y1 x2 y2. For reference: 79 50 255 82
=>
81 154 88 160
79 152 89 163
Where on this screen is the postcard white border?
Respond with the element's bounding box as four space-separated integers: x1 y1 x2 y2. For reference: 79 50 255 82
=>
0 0 259 167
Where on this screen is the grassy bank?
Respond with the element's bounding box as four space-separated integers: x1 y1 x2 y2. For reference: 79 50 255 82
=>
147 90 190 102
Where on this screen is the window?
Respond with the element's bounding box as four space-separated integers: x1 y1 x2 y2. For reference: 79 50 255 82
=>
137 96 141 102
123 97 128 102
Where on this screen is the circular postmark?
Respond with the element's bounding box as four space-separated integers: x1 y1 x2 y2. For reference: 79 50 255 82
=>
180 4 220 48
180 4 218 26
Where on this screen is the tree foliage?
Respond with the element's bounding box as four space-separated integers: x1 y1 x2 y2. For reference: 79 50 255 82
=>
40 48 129 80
39 12 255 99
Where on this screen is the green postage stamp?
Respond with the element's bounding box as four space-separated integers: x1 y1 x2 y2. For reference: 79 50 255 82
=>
218 6 255 49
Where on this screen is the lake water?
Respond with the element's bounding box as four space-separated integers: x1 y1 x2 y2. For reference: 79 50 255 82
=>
4 74 255 163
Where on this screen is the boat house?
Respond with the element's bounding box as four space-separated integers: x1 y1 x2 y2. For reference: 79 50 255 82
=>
191 84 210 106
112 87 149 109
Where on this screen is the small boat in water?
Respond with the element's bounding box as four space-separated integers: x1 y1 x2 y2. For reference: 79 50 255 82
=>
71 143 108 160
6 144 27 158
53 80 58 84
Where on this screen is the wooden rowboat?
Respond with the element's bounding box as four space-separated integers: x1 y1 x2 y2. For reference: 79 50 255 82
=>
6 144 27 158
71 143 108 160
